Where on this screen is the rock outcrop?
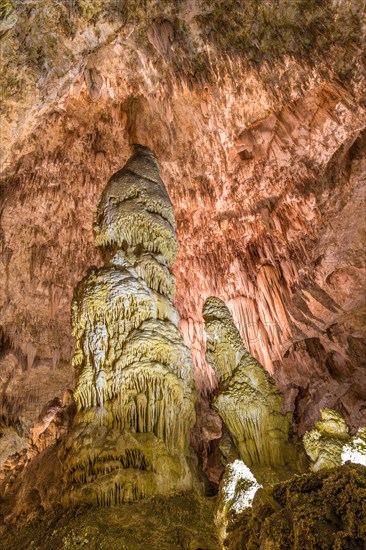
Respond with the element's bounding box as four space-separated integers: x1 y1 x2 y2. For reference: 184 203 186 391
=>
0 391 75 523
303 408 349 471
203 297 301 483
342 427 366 467
1 491 220 550
0 0 365 514
63 145 197 506
215 459 261 544
304 408 366 471
224 463 366 550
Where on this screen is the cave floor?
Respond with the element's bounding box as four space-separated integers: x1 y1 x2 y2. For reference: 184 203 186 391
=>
1 492 219 550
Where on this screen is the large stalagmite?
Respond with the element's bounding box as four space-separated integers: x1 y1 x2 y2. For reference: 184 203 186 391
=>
203 297 300 483
63 145 197 506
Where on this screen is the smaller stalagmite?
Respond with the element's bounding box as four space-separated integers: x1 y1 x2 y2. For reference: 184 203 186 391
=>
304 408 366 471
63 145 197 506
215 459 261 544
203 297 298 482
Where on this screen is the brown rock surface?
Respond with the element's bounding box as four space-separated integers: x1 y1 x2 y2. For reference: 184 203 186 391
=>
1 491 219 550
0 1 365 484
0 391 75 522
224 463 366 549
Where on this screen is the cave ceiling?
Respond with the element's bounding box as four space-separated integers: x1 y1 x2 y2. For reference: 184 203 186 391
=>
0 0 365 440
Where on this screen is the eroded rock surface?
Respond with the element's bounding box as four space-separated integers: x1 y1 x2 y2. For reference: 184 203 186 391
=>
342 427 366 467
224 463 366 550
215 459 261 544
0 0 365 503
1 491 219 550
0 391 75 523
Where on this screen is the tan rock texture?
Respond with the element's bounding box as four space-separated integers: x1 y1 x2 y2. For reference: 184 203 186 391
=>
304 407 366 471
303 407 350 471
0 0 365 481
0 392 75 523
1 491 219 550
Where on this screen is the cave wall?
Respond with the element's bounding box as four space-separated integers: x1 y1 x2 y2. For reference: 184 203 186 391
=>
0 0 365 449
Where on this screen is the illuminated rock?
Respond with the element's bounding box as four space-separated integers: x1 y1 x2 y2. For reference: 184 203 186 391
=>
304 408 366 471
304 408 349 471
1 5 366 467
203 297 297 482
63 145 197 505
93 144 178 266
342 427 366 467
215 459 261 543
224 463 366 550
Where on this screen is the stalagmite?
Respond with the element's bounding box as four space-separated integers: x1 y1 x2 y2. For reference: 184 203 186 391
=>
304 408 366 471
203 296 300 483
63 145 197 506
215 459 261 544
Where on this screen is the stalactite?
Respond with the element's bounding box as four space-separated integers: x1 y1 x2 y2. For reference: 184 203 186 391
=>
52 348 60 370
227 296 274 374
26 342 37 370
49 283 63 317
63 145 197 506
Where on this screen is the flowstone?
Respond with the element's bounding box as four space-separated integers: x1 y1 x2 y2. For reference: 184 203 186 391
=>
203 297 299 483
63 145 197 506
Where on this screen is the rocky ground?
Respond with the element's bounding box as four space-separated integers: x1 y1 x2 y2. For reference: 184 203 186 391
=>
2 463 365 549
0 491 219 550
225 463 366 550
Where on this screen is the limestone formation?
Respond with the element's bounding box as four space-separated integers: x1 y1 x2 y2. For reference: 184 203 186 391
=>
303 408 349 471
203 297 296 482
0 391 76 522
215 459 261 543
1 4 366 483
304 408 366 471
342 427 366 467
224 463 366 550
63 145 197 506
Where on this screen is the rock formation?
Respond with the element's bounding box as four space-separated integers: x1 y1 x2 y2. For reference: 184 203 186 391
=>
63 145 197 506
215 459 261 544
203 297 300 482
342 427 366 467
304 408 366 471
303 408 349 471
224 463 366 549
0 4 365 475
0 2 365 543
0 391 75 523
